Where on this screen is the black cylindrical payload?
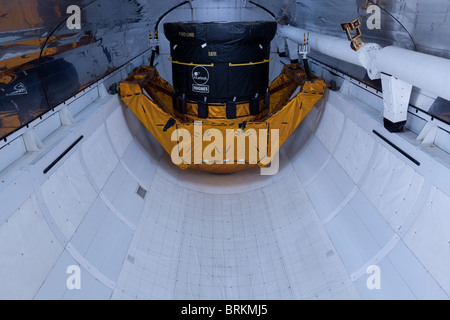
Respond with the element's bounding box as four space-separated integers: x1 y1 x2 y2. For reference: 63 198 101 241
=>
164 21 277 111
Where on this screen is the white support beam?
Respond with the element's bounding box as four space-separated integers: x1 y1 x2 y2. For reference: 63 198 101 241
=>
59 107 75 126
22 129 43 152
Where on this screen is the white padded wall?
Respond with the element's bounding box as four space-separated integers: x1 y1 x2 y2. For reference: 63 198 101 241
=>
106 107 135 158
333 119 375 183
70 197 134 282
361 145 425 232
404 187 450 296
288 89 449 299
35 251 113 300
0 136 26 174
33 100 149 299
41 151 97 240
314 102 345 153
0 195 62 299
81 124 119 190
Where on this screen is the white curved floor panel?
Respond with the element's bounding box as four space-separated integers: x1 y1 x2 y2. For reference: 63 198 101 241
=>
1 88 449 300
112 155 358 300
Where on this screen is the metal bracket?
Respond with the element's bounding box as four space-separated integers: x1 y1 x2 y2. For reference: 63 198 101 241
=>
417 122 438 146
381 74 413 132
298 32 310 59
150 38 160 50
341 18 366 52
23 129 43 152
59 106 75 126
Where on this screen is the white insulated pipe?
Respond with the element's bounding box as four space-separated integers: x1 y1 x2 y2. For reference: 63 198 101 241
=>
375 46 450 102
278 25 450 102
278 25 362 67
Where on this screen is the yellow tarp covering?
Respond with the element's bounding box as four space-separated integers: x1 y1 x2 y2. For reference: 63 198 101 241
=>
119 65 325 174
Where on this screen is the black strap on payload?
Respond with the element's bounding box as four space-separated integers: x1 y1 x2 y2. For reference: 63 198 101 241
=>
226 101 237 119
172 92 178 112
303 59 313 81
250 97 260 116
172 92 187 115
264 89 271 111
198 99 209 119
178 94 187 114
